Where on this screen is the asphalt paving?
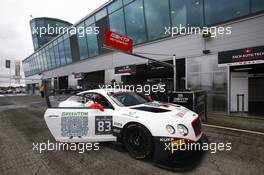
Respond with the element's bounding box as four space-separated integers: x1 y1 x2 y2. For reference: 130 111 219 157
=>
0 96 263 175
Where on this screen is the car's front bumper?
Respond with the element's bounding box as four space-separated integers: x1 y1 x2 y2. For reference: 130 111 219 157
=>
153 133 208 170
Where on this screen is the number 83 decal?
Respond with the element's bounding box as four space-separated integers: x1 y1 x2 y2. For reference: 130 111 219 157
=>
95 116 113 135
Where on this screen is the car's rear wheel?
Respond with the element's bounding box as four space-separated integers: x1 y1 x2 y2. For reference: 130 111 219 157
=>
123 123 153 160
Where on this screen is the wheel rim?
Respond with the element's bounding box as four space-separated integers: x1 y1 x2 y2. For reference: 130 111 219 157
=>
127 131 149 154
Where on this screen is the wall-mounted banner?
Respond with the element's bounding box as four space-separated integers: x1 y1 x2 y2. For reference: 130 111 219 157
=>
115 65 136 75
104 29 133 53
15 60 20 77
74 73 84 79
218 45 264 67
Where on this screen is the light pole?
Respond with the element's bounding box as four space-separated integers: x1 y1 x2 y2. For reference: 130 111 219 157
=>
173 54 177 92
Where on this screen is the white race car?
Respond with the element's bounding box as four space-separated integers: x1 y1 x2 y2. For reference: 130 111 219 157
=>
44 89 207 169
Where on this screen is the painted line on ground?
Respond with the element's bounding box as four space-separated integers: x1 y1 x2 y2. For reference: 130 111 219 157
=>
203 124 264 136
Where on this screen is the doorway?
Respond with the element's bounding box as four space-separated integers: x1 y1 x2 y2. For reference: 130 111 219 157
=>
249 76 264 115
59 76 69 90
121 59 186 91
230 64 264 116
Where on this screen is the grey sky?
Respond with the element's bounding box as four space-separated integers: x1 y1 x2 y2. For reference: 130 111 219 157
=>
0 0 108 60
0 0 108 86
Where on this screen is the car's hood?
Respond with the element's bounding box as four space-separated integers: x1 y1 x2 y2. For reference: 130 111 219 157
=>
126 101 198 123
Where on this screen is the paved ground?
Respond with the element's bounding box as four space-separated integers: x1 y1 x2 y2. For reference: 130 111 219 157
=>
0 96 264 175
205 113 264 133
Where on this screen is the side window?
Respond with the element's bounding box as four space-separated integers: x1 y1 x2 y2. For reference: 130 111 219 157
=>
89 93 114 109
72 92 113 109
84 93 94 101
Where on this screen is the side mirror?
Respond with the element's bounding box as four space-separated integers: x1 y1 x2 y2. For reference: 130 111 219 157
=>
146 95 153 101
89 103 105 112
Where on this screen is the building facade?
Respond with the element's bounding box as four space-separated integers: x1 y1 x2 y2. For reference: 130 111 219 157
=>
30 17 72 51
22 0 264 115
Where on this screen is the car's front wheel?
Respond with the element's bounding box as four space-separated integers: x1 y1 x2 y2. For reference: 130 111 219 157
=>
123 123 154 160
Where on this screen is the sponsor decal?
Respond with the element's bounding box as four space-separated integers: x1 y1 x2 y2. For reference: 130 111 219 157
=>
146 102 163 107
171 139 186 147
173 94 189 103
113 122 122 127
218 45 264 66
146 102 171 108
176 108 189 117
61 112 89 138
104 29 133 53
62 112 88 117
74 72 84 79
159 137 174 142
122 111 139 118
113 127 121 134
115 65 136 75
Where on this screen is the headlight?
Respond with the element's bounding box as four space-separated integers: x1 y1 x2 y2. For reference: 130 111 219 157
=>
166 125 175 134
177 124 189 136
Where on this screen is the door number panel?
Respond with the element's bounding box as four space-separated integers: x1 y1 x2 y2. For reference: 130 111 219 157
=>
95 116 112 135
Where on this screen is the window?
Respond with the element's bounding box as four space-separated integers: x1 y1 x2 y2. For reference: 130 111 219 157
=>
108 0 123 13
31 57 34 74
124 0 147 44
144 0 171 40
96 15 111 55
45 48 51 70
86 24 99 57
34 56 38 74
64 38 72 64
39 52 44 71
95 8 107 21
204 0 250 25
53 42 61 67
84 93 113 109
58 41 66 65
124 0 134 5
251 0 264 13
41 50 48 71
109 8 126 36
77 23 89 60
36 53 40 72
85 16 95 26
49 45 56 69
109 92 150 107
33 58 36 74
44 50 48 70
170 0 203 28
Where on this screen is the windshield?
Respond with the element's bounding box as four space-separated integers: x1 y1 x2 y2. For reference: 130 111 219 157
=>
109 92 151 107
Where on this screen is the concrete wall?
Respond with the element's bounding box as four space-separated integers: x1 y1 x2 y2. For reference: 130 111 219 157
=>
105 69 121 84
68 74 78 89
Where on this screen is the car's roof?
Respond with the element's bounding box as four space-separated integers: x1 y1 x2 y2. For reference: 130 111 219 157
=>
77 88 128 95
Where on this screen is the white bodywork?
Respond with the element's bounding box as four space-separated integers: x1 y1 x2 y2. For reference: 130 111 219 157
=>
44 89 203 143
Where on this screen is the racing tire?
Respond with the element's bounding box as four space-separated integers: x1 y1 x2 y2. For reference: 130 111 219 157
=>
123 123 154 160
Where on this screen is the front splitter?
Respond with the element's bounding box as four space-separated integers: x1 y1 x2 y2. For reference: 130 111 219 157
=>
152 134 209 171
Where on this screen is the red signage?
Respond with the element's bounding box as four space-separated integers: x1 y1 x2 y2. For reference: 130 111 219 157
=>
104 29 133 53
